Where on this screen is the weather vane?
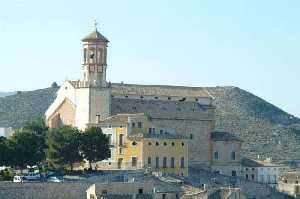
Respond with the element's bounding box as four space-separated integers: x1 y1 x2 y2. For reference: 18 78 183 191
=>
93 19 98 31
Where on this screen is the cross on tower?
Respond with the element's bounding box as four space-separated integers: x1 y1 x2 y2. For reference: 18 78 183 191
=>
93 19 98 31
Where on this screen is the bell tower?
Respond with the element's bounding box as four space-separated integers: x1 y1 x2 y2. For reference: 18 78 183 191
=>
81 21 109 87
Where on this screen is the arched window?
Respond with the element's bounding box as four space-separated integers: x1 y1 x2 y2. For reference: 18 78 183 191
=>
171 157 175 168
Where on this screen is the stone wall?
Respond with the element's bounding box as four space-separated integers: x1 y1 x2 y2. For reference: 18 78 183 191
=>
152 119 213 167
211 140 241 176
48 98 76 128
0 182 89 199
111 98 215 167
89 88 111 124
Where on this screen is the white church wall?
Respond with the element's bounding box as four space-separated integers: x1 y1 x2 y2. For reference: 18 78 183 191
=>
75 88 91 130
45 81 76 121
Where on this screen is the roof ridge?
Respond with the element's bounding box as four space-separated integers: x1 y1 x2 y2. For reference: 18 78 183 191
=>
111 83 208 90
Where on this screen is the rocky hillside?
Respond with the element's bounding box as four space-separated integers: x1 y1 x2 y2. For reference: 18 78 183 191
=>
0 86 299 161
206 87 300 161
0 92 16 97
0 88 58 128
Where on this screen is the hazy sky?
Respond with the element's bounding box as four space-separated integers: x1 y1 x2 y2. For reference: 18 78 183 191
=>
0 0 299 117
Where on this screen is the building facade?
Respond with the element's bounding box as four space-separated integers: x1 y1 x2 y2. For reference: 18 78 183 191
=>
0 127 14 138
241 158 288 186
93 113 189 176
86 175 208 199
277 171 300 198
45 25 215 168
211 132 242 177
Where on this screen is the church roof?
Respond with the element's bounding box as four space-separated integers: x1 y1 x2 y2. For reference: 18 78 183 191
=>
111 98 214 121
98 113 145 125
111 83 212 98
81 30 109 42
211 131 242 142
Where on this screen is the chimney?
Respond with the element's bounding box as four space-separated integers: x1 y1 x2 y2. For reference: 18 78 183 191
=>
96 114 101 123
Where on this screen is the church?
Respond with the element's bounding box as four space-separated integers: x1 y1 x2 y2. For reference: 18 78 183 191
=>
45 24 241 175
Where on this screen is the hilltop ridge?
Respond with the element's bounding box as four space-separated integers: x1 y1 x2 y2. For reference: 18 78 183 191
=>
0 86 299 160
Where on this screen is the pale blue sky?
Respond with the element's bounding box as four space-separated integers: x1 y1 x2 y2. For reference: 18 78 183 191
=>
0 0 299 117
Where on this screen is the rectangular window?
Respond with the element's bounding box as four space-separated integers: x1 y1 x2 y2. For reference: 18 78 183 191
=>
132 122 135 128
251 174 255 180
232 170 237 177
138 188 143 194
102 190 107 195
152 128 155 134
160 130 163 134
231 151 236 160
156 157 159 168
148 157 151 166
180 157 185 168
132 157 137 167
119 134 124 146
138 122 142 128
171 157 175 168
148 128 152 134
119 148 124 155
214 151 219 160
163 157 167 168
118 158 123 169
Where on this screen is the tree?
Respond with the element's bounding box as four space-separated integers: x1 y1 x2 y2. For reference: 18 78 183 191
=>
10 130 44 168
46 126 82 171
0 137 13 166
22 118 48 165
51 82 58 88
80 127 110 170
23 118 48 136
0 119 48 169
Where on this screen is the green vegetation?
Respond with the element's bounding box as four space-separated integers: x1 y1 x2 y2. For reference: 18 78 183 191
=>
46 126 82 171
80 127 111 170
0 118 110 172
206 86 300 160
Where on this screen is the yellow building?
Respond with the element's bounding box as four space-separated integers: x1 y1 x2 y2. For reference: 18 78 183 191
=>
92 113 189 176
